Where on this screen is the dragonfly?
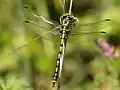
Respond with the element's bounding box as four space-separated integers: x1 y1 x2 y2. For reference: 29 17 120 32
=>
6 0 111 89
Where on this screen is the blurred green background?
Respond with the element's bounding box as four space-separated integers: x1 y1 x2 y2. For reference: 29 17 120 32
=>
0 0 120 90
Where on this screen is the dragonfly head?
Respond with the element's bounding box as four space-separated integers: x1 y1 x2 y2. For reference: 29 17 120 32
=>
60 13 79 27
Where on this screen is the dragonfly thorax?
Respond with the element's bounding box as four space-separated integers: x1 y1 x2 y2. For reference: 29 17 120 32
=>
60 13 79 29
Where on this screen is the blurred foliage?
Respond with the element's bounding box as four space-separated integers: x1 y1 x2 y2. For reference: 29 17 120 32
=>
0 0 120 90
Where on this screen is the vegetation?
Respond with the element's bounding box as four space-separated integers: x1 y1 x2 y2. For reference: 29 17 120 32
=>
0 0 120 90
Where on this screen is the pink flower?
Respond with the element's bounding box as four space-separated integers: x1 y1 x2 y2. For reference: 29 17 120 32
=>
97 39 119 59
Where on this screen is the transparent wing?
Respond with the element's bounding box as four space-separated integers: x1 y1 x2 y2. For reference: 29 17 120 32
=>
24 5 60 28
70 31 106 36
7 28 60 55
25 20 61 33
77 19 111 28
4 5 62 56
68 18 113 43
69 30 106 42
69 18 112 37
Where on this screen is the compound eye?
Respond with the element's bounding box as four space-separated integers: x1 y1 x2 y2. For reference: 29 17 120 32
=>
62 15 67 19
68 16 73 20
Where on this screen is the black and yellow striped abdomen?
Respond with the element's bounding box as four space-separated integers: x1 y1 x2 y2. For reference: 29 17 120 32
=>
52 27 67 87
52 13 78 88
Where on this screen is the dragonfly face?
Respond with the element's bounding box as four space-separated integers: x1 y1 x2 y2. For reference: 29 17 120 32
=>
60 13 78 25
60 13 79 33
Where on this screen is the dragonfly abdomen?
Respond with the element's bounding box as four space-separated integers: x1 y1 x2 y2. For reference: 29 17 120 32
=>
52 29 68 87
52 13 78 88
